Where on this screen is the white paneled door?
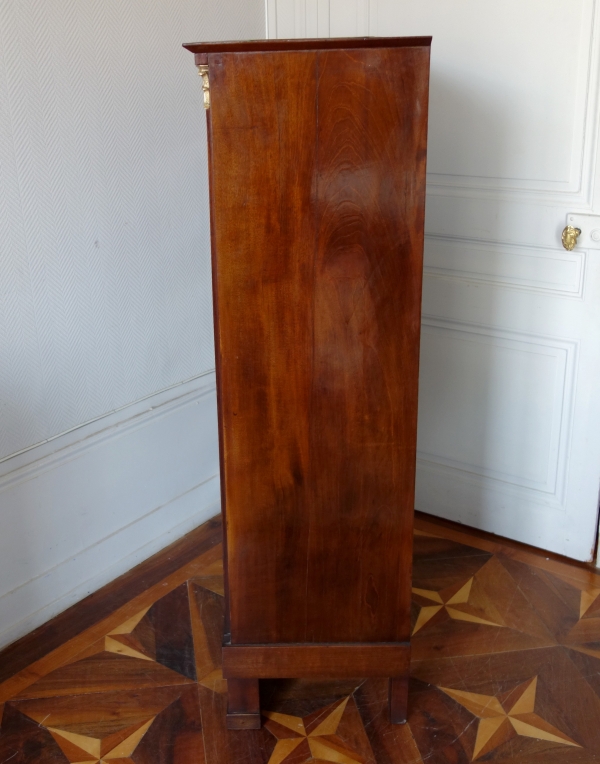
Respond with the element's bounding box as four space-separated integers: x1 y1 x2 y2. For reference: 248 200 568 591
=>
269 0 600 560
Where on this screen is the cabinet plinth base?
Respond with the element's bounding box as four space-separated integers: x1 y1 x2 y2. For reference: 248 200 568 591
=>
226 678 261 729
226 712 262 730
389 675 409 724
223 642 410 727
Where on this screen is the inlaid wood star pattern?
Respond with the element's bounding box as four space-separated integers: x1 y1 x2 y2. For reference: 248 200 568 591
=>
496 554 600 666
1 521 600 763
440 677 579 760
47 715 155 762
412 575 505 634
411 541 557 661
264 697 366 764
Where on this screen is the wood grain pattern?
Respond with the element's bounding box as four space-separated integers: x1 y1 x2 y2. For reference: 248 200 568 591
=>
416 511 600 583
305 46 428 644
207 45 429 656
14 652 194 700
183 36 432 56
222 644 410 679
197 685 276 763
1 507 584 699
0 517 221 687
354 678 423 763
0 704 69 764
132 686 204 764
411 648 600 761
8 686 203 764
208 50 318 646
389 676 409 724
226 679 261 730
2 516 600 761
151 582 196 681
0 543 223 704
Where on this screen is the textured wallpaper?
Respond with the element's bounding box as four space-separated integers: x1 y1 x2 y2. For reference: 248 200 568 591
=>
0 0 264 461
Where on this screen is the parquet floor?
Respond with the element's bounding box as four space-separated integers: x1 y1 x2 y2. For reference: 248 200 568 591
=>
1 515 600 763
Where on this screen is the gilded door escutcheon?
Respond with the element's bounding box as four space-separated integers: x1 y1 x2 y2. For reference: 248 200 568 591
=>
561 225 581 251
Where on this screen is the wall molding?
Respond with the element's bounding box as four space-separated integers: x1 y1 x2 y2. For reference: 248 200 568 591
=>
423 235 586 298
415 459 571 556
426 0 600 206
268 0 372 39
0 373 215 479
418 317 577 505
0 373 220 650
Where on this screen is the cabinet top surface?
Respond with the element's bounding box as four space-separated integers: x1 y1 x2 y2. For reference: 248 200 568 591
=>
183 36 431 55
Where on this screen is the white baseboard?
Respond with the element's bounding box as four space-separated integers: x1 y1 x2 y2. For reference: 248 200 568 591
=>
0 373 220 650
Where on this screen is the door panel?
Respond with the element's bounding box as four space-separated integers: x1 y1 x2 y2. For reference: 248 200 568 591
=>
394 0 600 560
421 0 592 193
418 322 571 492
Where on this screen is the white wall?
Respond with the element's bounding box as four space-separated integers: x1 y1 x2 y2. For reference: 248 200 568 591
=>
266 0 373 38
0 0 265 649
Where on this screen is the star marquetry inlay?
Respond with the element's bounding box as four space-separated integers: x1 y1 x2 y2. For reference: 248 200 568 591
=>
264 696 364 764
47 716 155 763
104 606 154 662
412 576 505 634
440 677 580 760
580 588 600 619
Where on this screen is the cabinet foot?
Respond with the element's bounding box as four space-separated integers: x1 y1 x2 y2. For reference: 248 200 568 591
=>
389 676 409 724
226 678 261 730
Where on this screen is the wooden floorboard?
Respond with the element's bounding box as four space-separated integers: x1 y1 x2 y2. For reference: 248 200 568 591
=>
415 510 599 572
0 514 222 686
1 512 600 762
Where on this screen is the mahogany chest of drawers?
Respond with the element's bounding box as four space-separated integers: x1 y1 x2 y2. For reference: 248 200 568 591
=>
183 35 431 728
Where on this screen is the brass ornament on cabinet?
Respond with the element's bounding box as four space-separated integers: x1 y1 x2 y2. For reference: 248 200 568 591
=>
561 225 581 251
197 65 210 109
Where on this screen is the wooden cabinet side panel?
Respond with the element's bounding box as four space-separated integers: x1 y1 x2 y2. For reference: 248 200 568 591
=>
208 47 430 646
208 51 318 644
305 47 429 643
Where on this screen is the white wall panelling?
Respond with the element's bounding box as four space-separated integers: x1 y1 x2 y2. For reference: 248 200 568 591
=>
267 0 372 38
328 0 370 37
424 237 586 298
0 0 265 647
418 320 576 500
424 2 597 200
266 0 277 38
370 0 600 204
0 374 219 650
271 0 328 38
415 460 574 558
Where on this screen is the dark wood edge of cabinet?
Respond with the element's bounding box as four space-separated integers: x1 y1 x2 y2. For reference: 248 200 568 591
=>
183 36 432 56
204 98 232 639
222 643 410 678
